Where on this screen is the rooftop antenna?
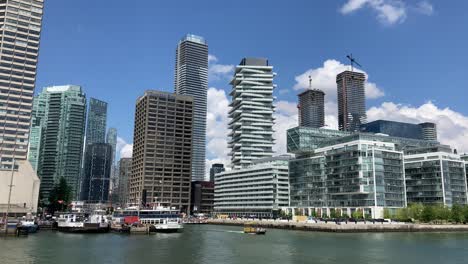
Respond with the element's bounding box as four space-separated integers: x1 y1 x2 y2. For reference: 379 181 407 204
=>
308 75 312 89
346 54 362 72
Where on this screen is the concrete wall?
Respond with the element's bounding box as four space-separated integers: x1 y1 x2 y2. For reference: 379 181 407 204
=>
0 160 40 214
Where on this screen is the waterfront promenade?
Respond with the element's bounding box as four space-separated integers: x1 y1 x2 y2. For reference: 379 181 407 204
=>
207 219 468 233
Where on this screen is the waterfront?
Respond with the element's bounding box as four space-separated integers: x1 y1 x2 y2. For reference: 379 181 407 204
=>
1 225 468 264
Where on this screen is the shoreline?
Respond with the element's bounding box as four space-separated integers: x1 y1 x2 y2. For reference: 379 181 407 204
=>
206 219 468 233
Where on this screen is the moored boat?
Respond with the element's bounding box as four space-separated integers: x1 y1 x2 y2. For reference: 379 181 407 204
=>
57 210 110 233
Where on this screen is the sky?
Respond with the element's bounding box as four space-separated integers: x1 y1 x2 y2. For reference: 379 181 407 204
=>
36 0 468 176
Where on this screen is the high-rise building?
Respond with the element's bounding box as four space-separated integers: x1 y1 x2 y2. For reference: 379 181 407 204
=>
174 34 208 181
129 91 193 213
80 143 112 203
298 77 325 128
0 0 44 169
106 127 118 193
28 85 87 198
361 120 439 141
337 71 366 132
209 163 225 182
229 58 275 170
191 181 214 215
85 98 107 146
117 157 132 206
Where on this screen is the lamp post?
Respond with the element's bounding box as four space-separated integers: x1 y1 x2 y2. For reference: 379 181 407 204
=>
4 158 15 235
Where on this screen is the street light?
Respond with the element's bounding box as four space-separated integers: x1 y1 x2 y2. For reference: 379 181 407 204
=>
4 158 16 235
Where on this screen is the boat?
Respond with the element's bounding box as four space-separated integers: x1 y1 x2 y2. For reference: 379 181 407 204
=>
113 204 183 233
20 219 38 233
57 210 110 233
244 223 266 235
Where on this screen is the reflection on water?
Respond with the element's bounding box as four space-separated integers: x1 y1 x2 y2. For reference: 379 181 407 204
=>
1 225 468 264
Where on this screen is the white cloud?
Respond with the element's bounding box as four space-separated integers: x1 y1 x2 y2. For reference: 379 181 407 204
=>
367 102 468 153
274 101 299 155
293 59 385 100
116 137 133 159
415 1 433 15
340 0 407 25
208 54 218 63
206 87 230 160
208 54 234 81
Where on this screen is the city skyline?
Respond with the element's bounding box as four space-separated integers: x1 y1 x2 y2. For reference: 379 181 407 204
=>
33 1 468 173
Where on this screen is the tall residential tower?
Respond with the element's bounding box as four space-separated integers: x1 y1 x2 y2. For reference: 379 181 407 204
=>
85 98 107 146
228 58 275 169
174 34 208 181
337 71 366 132
298 77 325 128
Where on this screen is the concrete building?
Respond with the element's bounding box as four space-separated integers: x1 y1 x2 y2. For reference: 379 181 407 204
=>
117 157 132 206
191 181 214 215
361 120 438 141
297 78 325 128
337 71 366 132
28 85 87 199
80 143 113 203
85 98 107 146
214 156 290 218
174 34 208 181
209 163 225 182
229 58 275 169
129 91 193 213
0 160 40 216
405 146 467 206
0 0 44 169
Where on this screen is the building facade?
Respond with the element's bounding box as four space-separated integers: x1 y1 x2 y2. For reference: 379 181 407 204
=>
229 58 275 169
28 85 87 199
106 127 118 193
214 156 290 218
0 0 44 169
129 91 193 213
85 98 107 146
298 89 325 128
191 181 214 215
405 147 467 206
337 71 366 132
117 157 132 206
174 34 208 181
361 120 438 141
209 163 225 182
80 143 113 203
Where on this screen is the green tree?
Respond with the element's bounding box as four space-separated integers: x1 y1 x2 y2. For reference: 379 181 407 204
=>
408 203 424 221
352 209 363 219
421 205 435 223
47 177 73 214
383 208 391 219
433 204 450 222
396 208 409 221
451 204 464 223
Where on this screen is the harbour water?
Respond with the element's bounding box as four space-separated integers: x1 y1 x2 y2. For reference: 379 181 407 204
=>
1 224 468 264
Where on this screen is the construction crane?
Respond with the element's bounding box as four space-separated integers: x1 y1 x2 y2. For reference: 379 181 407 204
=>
346 54 362 72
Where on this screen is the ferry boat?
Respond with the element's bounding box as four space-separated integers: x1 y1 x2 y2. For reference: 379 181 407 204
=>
57 210 110 233
113 204 183 233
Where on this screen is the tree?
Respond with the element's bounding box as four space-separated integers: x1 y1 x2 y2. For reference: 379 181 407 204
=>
421 205 435 223
396 208 409 221
451 204 464 223
352 209 363 219
408 203 424 221
47 177 73 214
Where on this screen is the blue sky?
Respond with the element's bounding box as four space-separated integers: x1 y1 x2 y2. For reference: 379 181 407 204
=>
36 0 468 167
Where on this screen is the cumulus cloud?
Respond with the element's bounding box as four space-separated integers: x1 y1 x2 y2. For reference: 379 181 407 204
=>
206 87 230 158
273 101 300 155
367 102 468 153
208 54 234 81
116 137 133 159
340 0 433 25
293 59 385 100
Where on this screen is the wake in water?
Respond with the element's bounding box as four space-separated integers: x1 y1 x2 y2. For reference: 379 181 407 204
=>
205 229 244 234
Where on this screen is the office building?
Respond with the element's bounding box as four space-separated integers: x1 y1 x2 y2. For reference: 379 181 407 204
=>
129 91 193 213
117 157 132 206
0 0 44 169
361 120 438 141
337 71 366 132
405 146 467 206
191 181 214 215
209 163 225 182
174 34 208 181
229 58 275 169
214 156 290 218
85 98 107 146
287 127 442 218
28 85 87 198
106 127 118 192
297 82 325 128
80 143 113 203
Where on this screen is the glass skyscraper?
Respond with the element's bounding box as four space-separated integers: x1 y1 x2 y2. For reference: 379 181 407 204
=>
0 0 44 169
337 71 366 132
298 89 325 128
28 85 87 198
175 34 208 181
85 98 107 146
80 143 113 203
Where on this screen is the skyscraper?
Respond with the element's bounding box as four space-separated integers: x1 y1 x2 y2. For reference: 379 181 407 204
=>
106 127 118 193
80 143 112 203
174 34 208 181
229 58 275 169
0 0 44 169
297 78 325 128
336 71 366 132
117 157 132 206
85 98 107 146
129 91 193 213
419 122 438 141
209 163 225 182
28 85 87 198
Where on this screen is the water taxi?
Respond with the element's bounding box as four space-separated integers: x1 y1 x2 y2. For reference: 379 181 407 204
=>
244 223 266 235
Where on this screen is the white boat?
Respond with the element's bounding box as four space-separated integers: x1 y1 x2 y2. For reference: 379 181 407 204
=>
57 210 110 233
113 204 183 233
